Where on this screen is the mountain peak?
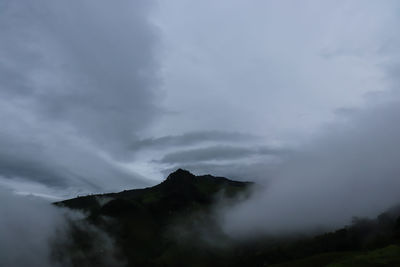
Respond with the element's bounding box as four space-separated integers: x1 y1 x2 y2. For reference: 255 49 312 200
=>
165 168 195 181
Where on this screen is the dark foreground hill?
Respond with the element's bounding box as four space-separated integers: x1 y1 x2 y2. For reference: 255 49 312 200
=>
53 170 400 267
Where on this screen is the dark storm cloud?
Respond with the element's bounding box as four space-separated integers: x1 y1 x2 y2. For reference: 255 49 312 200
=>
0 132 62 186
0 0 160 191
132 131 259 150
0 156 66 187
159 145 286 164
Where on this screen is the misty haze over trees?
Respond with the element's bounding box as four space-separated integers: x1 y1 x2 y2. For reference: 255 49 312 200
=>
1 0 400 266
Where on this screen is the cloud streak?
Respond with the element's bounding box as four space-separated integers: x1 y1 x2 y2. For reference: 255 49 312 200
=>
132 131 259 150
159 145 286 164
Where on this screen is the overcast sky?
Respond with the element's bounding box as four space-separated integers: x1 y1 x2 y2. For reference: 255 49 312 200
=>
0 0 400 199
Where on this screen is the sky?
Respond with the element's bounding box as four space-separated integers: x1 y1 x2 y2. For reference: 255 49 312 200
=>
2 1 400 264
0 0 400 213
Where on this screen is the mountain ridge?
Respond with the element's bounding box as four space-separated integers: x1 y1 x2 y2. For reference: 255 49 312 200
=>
56 168 253 213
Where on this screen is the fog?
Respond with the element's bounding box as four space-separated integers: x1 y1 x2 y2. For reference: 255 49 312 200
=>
0 186 127 267
220 91 400 237
0 188 67 266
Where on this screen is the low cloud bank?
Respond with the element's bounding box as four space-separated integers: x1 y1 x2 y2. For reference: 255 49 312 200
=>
0 187 123 267
0 188 67 266
219 94 400 237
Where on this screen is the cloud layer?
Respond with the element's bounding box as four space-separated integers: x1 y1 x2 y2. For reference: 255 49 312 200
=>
145 0 400 181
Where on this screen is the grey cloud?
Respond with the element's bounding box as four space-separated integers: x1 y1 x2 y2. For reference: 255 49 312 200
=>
0 0 159 193
132 131 259 150
159 145 286 164
154 0 399 142
0 0 159 155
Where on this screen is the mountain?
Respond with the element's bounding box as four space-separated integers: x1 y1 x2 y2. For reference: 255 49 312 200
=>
53 170 400 267
57 168 252 221
53 169 253 266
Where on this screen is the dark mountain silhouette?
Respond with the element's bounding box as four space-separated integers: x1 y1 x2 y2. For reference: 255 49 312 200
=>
53 170 400 267
53 169 253 266
58 168 252 218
